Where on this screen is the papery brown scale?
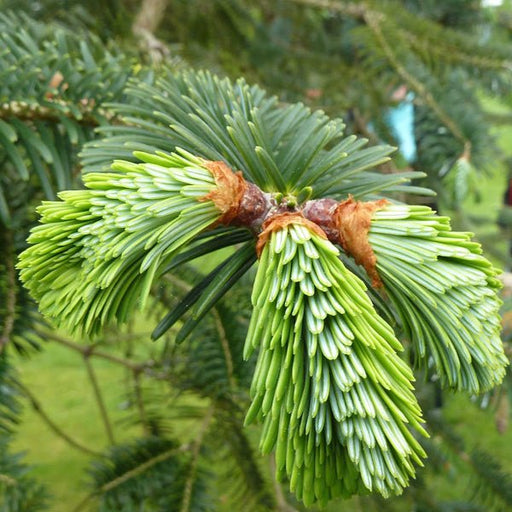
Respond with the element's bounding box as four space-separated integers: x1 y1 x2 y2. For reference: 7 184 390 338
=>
333 196 389 288
200 160 247 225
256 212 328 257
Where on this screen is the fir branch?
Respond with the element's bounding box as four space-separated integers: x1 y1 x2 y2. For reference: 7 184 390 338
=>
208 406 276 511
0 472 17 486
132 0 171 63
291 0 512 72
180 406 214 512
83 355 116 445
0 230 16 352
0 100 116 126
15 380 102 457
268 455 299 512
212 309 237 392
73 442 192 512
100 446 191 492
291 0 473 159
33 327 149 374
0 434 50 511
362 11 471 154
427 412 512 511
401 29 512 73
290 0 367 17
133 372 151 436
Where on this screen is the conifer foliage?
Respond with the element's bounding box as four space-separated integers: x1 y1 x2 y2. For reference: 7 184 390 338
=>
18 150 234 336
245 215 426 503
17 70 508 505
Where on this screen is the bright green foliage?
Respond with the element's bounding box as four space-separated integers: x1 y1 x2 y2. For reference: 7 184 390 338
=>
2 4 512 511
82 71 425 200
18 150 223 336
369 204 508 393
244 222 427 504
13 66 509 508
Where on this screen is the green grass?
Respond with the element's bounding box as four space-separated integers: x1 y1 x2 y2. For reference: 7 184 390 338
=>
12 341 142 511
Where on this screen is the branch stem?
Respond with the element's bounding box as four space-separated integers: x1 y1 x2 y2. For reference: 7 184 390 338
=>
133 372 150 435
212 310 236 392
72 443 191 512
83 355 116 445
15 380 101 457
33 327 147 373
0 230 16 352
179 407 215 512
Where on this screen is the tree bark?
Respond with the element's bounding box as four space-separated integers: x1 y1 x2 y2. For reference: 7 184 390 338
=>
132 0 170 62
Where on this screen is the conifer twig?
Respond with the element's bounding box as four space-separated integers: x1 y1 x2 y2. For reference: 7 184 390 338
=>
290 0 473 159
0 473 17 486
33 328 148 373
132 0 170 62
269 455 299 512
72 443 191 512
179 406 214 512
0 100 115 125
212 310 236 392
83 355 116 445
15 380 101 457
0 230 16 352
363 10 471 154
133 371 150 435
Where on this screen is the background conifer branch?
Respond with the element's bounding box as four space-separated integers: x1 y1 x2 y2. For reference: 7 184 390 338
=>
72 442 192 512
83 355 116 445
179 406 215 512
15 380 102 457
0 230 16 351
362 10 471 154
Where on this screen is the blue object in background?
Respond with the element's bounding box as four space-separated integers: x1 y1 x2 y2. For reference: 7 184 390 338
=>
385 93 417 163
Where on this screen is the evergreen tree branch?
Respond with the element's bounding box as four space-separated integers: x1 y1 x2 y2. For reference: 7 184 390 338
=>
291 0 473 158
211 406 276 510
179 406 214 512
290 0 366 17
33 327 150 375
362 10 471 155
291 0 512 72
133 371 151 436
402 29 512 72
73 442 192 512
0 472 17 486
0 230 16 352
0 434 50 511
212 309 237 392
427 411 512 510
269 455 299 512
15 380 102 457
83 355 116 445
0 100 116 126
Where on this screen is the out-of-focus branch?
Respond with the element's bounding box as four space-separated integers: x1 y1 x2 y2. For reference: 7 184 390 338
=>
0 230 16 352
83 356 116 445
16 380 102 457
132 0 170 63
